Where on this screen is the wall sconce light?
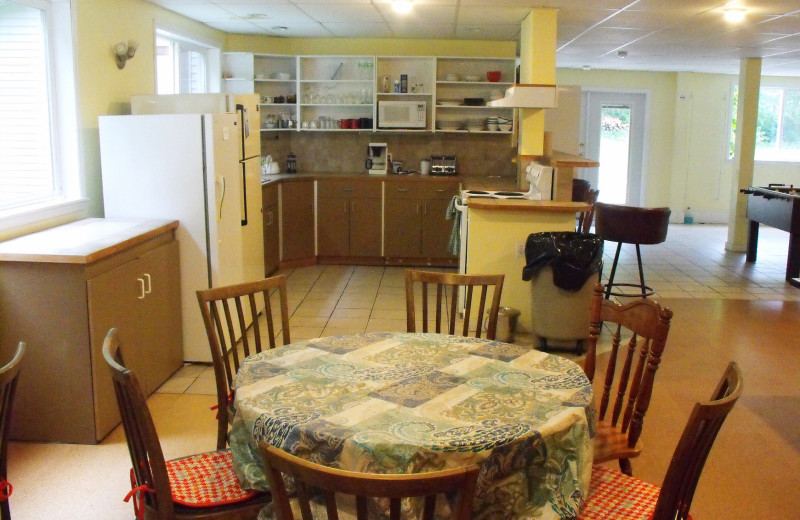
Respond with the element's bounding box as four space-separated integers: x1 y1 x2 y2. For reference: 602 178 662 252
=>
114 40 139 69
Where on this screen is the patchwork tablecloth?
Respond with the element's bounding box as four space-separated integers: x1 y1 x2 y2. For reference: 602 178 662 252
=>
230 332 595 520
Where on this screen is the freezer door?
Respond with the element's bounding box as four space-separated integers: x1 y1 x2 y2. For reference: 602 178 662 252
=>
241 156 265 280
234 93 261 159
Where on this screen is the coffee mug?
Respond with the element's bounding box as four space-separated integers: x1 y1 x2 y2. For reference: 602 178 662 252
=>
348 119 359 129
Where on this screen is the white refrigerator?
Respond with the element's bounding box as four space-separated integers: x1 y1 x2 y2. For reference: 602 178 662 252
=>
99 109 261 362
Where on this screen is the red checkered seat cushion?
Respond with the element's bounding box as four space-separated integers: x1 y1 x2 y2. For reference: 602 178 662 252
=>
577 465 693 520
165 449 257 507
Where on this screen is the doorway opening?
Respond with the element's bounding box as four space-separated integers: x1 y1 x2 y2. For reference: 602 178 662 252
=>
583 92 646 206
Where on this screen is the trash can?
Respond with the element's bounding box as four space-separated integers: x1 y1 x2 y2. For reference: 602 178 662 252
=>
522 232 603 353
488 307 521 343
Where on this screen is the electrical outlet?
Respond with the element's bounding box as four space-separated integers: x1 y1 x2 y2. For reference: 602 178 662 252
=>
516 241 525 258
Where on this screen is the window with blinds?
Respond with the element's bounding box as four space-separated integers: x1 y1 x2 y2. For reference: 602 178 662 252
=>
0 1 56 209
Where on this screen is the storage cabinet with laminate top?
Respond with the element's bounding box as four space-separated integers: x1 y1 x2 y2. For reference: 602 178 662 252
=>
0 218 182 444
317 179 382 259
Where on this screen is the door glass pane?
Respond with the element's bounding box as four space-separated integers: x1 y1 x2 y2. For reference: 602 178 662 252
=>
598 105 630 204
782 90 800 153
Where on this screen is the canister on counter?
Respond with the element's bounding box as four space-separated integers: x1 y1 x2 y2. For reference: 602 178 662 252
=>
400 74 408 93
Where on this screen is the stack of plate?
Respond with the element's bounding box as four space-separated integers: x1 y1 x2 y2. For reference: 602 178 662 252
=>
437 120 460 131
444 73 459 81
497 116 512 132
486 117 499 131
465 118 485 132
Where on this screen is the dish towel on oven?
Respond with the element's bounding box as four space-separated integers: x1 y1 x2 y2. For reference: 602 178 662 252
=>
446 195 462 256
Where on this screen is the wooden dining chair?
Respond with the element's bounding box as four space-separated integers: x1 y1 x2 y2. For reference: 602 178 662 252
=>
196 275 290 450
584 283 673 475
578 361 742 520
577 188 599 234
260 442 480 520
405 270 504 340
103 328 270 520
0 342 25 520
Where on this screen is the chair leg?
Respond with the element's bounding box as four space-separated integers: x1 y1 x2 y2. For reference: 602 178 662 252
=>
604 242 623 300
619 458 633 476
635 244 647 298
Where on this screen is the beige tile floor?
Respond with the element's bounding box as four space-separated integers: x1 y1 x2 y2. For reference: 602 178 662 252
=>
7 223 800 519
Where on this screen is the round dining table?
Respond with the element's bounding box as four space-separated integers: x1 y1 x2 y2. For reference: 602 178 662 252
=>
229 332 595 520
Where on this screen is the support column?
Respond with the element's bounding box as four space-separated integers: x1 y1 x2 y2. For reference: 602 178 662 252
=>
726 58 761 252
518 8 557 157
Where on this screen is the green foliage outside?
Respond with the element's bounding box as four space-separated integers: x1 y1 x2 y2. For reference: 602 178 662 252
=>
730 86 800 160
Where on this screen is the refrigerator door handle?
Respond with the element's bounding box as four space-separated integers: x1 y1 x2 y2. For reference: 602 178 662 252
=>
216 175 226 220
236 103 249 226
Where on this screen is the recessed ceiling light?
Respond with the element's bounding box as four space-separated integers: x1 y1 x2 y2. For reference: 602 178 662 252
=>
723 7 746 22
617 50 628 58
582 65 591 71
245 14 268 20
393 0 413 14
271 26 288 31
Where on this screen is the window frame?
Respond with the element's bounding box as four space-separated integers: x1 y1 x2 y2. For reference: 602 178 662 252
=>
0 0 84 234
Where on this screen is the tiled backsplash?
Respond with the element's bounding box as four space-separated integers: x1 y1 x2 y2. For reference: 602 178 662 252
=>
260 132 517 177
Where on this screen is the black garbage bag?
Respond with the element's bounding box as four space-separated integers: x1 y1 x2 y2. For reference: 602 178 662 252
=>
522 232 603 291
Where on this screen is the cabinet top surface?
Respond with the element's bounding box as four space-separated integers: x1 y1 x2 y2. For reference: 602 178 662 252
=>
0 218 178 264
262 172 463 186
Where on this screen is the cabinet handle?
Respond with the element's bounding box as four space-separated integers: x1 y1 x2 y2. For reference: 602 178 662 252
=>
435 189 446 192
343 187 355 191
266 211 273 226
143 273 152 294
416 203 420 215
423 203 428 215
137 278 146 299
396 188 409 192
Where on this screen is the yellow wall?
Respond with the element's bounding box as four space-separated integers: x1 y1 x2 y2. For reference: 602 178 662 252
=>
225 35 515 58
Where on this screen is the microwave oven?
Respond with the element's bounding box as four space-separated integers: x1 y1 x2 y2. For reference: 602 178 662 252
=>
378 101 426 129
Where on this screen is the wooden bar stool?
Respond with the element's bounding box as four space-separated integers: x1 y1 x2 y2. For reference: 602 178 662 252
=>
595 202 671 299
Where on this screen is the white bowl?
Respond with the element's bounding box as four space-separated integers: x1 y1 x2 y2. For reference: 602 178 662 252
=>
444 73 459 81
270 72 291 80
498 123 512 132
463 74 481 82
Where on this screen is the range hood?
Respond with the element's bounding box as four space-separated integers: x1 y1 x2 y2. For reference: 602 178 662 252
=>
487 84 558 109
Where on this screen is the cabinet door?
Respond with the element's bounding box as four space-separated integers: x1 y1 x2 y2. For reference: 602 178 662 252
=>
421 199 456 258
138 241 183 394
384 199 421 257
281 181 315 261
263 202 280 275
317 197 350 257
87 258 145 441
350 198 382 257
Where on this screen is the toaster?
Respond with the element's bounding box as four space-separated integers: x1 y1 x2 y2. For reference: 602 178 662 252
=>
430 155 457 176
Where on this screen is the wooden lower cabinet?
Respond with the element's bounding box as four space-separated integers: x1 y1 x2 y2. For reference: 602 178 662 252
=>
262 183 279 275
281 180 315 261
317 198 350 257
0 219 182 444
317 179 382 258
385 181 459 261
349 199 382 256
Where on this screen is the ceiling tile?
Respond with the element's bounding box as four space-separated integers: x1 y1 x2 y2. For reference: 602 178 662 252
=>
218 2 317 23
387 23 456 39
375 4 457 25
456 6 530 25
295 3 384 23
322 22 394 38
454 24 520 40
205 21 268 33
557 8 620 27
153 1 235 22
251 22 334 37
574 27 651 45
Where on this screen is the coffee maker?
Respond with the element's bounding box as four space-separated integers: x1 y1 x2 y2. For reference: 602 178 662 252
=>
365 143 388 175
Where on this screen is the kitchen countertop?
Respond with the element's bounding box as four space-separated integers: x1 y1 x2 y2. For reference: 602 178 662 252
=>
0 218 178 264
262 172 515 190
466 199 589 212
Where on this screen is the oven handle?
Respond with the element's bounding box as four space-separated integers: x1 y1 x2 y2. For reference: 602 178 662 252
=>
454 200 468 212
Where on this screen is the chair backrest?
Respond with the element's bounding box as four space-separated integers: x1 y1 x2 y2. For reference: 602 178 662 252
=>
594 203 671 245
196 276 290 448
260 442 479 520
103 329 174 520
0 342 24 520
584 284 673 448
577 188 599 234
652 361 743 520
405 270 504 340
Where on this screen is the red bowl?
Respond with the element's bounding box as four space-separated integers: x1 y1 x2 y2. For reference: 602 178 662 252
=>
487 71 501 82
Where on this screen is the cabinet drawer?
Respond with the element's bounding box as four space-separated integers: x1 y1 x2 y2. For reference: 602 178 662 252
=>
318 179 382 199
421 182 459 200
384 182 421 200
262 183 279 206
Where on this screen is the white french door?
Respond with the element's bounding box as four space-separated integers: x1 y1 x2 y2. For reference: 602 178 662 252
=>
583 91 646 206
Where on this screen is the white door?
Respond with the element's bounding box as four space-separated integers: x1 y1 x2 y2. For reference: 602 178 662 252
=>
583 92 646 205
